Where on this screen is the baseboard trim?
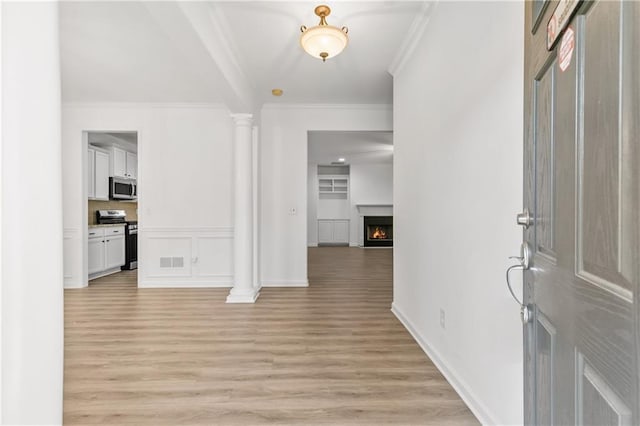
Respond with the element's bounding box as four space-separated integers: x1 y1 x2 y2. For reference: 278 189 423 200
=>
64 278 87 289
88 267 122 281
261 280 309 287
139 280 233 288
226 288 260 303
391 302 497 426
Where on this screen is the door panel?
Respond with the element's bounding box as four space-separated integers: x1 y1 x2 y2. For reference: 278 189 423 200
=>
578 0 632 297
523 1 639 424
577 352 633 426
535 313 556 426
534 60 556 261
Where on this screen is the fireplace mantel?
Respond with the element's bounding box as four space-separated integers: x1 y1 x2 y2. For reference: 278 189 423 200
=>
356 204 393 214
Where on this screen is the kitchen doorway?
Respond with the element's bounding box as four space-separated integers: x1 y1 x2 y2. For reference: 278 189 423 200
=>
85 131 138 284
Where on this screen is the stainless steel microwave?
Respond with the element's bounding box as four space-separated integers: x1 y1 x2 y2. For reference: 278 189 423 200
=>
109 177 137 200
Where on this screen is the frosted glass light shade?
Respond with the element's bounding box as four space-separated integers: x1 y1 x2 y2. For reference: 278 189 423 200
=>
300 25 348 61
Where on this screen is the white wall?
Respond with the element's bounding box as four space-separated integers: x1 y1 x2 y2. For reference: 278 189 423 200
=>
307 163 318 246
2 2 63 423
392 2 524 425
260 105 392 286
62 103 235 288
349 163 393 246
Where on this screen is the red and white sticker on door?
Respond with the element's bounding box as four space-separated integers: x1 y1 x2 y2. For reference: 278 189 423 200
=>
558 26 575 72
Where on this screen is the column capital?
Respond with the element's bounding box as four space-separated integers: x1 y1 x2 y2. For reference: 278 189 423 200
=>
230 113 254 127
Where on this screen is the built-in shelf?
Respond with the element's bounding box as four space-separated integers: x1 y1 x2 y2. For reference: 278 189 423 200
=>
318 176 349 199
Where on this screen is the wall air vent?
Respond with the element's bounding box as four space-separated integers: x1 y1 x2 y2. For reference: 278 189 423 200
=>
160 257 185 268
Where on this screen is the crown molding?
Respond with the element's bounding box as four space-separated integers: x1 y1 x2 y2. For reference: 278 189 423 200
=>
388 1 437 77
62 102 231 112
178 2 255 112
261 103 392 111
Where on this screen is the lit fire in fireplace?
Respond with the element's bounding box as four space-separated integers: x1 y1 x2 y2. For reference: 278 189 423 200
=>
371 226 388 239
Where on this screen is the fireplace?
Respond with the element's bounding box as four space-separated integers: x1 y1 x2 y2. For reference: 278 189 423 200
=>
364 216 393 247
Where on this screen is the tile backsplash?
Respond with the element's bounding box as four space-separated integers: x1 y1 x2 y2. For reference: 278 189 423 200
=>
88 200 138 225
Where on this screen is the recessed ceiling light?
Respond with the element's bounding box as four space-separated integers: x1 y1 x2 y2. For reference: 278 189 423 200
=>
338 158 345 162
272 88 283 96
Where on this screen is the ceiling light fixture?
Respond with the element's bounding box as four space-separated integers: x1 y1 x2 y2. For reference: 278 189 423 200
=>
338 158 345 162
300 5 348 62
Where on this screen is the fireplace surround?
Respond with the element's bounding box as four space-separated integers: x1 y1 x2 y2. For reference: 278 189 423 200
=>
363 216 393 247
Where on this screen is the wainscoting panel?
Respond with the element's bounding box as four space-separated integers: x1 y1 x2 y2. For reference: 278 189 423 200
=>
140 227 233 287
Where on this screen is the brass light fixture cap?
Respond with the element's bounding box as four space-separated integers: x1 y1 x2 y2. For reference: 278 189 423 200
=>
314 5 331 18
271 88 283 97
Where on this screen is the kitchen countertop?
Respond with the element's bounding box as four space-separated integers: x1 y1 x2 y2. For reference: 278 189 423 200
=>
89 223 126 228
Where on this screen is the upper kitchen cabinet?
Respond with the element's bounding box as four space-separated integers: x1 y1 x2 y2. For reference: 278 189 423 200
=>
126 152 137 179
109 146 137 179
87 147 109 200
87 132 138 180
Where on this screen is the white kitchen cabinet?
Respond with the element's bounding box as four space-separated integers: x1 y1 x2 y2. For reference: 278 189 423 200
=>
88 229 106 275
88 226 125 279
318 220 349 245
126 152 137 179
110 147 137 179
94 151 109 200
87 147 109 200
105 233 125 269
112 147 127 178
87 148 95 199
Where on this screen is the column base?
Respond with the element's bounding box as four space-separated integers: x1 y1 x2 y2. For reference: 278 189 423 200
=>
226 287 260 304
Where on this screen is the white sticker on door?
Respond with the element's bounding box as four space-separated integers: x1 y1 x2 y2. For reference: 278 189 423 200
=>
559 26 575 72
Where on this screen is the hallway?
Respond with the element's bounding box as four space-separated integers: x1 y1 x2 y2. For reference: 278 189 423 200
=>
64 248 477 425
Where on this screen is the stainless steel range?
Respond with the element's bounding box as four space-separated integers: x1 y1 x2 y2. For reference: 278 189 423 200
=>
123 221 137 270
95 210 137 270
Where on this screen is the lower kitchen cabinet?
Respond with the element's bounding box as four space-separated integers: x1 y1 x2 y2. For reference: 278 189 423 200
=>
88 226 125 279
105 234 125 269
88 233 105 274
318 219 349 245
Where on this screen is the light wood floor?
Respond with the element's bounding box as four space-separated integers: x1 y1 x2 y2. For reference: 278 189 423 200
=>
64 247 478 425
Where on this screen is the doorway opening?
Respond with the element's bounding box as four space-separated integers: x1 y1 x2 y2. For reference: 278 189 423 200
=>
85 131 139 285
306 130 394 283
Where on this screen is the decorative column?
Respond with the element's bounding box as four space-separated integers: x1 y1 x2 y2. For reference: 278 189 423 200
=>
227 114 260 303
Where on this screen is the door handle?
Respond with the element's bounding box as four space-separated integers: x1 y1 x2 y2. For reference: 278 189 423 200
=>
516 209 533 228
506 242 532 324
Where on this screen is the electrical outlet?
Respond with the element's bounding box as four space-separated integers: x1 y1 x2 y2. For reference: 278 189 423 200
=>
440 308 446 329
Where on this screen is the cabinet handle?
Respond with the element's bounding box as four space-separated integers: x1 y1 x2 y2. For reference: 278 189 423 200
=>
106 240 110 242
101 240 105 243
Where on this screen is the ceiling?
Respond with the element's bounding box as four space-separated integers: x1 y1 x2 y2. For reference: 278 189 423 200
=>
60 1 426 107
308 131 393 165
60 2 228 103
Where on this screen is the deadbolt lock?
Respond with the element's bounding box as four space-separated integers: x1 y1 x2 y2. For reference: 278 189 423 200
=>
521 305 532 324
516 209 533 228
